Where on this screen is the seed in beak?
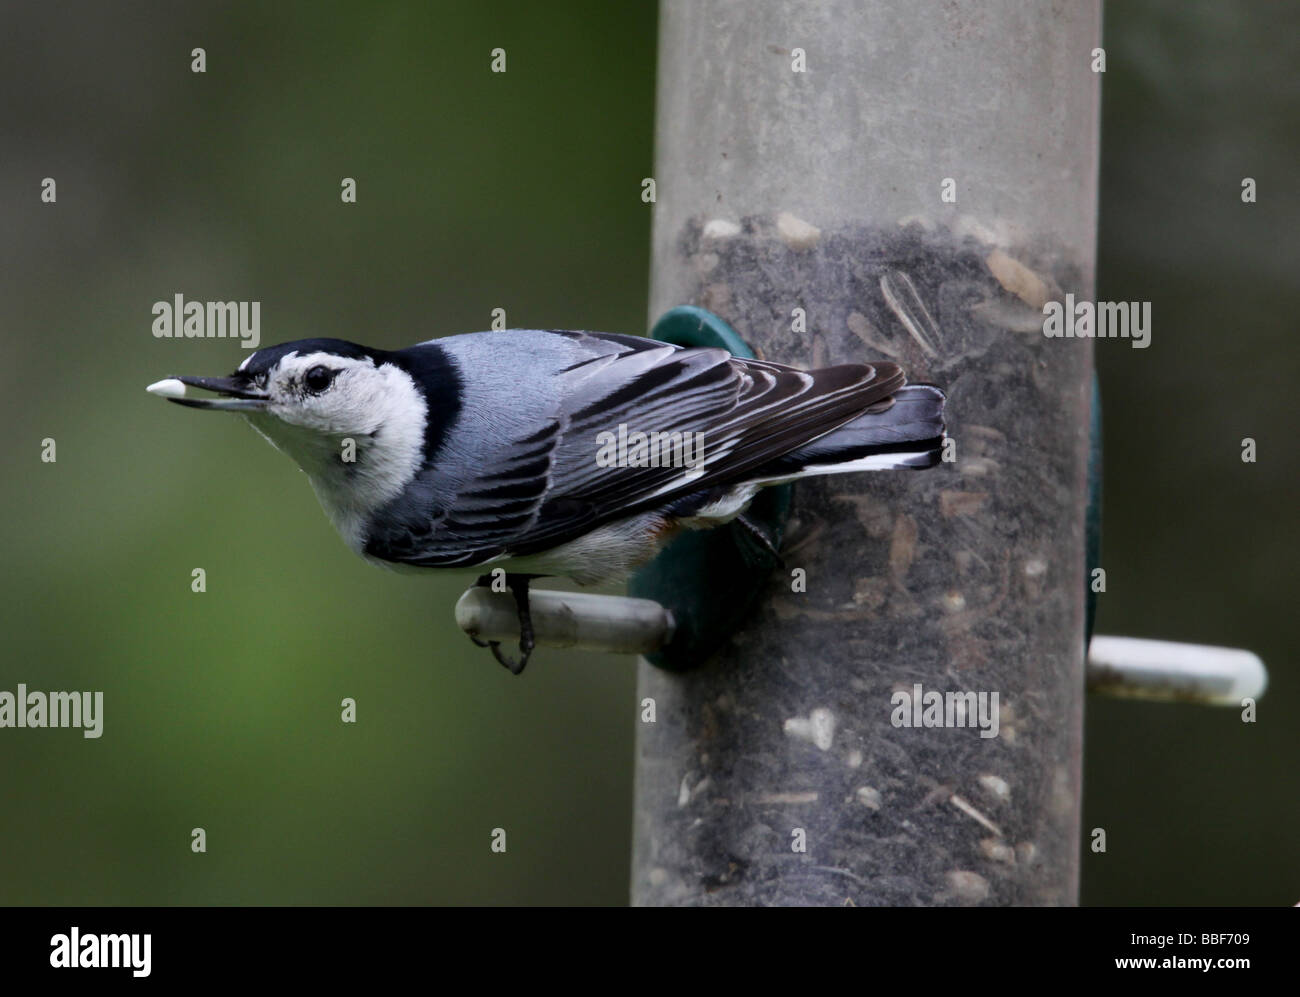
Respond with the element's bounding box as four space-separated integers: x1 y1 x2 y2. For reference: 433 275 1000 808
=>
146 378 189 398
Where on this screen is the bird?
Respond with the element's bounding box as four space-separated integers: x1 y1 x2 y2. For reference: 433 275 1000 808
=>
147 329 946 673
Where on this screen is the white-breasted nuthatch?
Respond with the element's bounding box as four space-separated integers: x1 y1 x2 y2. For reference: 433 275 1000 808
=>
148 330 946 672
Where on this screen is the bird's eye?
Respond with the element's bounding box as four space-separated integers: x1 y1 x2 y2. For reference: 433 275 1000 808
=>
304 365 336 394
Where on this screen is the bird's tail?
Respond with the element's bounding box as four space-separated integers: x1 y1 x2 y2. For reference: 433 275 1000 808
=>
752 384 947 482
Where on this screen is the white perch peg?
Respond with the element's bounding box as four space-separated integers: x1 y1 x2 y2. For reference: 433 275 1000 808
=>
455 587 675 656
455 592 1268 708
1086 636 1267 705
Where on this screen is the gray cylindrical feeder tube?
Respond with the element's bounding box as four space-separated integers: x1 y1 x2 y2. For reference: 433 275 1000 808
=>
633 0 1100 905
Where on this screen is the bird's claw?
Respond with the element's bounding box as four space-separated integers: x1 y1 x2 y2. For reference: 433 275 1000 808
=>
734 512 785 569
485 637 533 675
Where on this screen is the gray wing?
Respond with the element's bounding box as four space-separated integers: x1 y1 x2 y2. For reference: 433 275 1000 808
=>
364 330 904 567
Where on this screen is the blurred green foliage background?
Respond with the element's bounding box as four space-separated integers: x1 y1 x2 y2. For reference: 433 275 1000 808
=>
0 0 1294 905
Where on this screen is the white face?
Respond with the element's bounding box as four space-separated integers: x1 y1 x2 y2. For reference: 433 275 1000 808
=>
239 350 429 548
242 350 401 437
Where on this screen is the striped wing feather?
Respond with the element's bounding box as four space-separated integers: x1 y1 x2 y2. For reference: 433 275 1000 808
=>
371 332 903 566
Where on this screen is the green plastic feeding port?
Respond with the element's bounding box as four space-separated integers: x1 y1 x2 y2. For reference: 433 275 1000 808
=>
628 306 792 671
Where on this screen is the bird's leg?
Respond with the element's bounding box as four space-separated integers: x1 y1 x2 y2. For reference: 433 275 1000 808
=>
506 575 537 672
734 512 785 568
466 572 537 674
467 574 496 648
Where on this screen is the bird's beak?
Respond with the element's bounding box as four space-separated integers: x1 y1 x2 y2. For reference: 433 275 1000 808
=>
145 375 269 411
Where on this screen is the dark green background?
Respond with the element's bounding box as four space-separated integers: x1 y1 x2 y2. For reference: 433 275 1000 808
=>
0 1 1294 905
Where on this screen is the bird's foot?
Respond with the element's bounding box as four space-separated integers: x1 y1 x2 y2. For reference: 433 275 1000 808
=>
734 512 785 568
467 573 537 675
